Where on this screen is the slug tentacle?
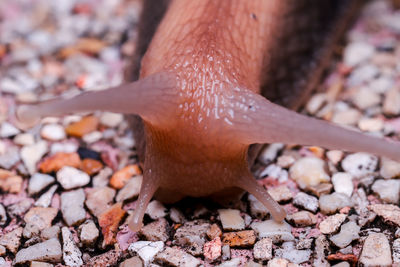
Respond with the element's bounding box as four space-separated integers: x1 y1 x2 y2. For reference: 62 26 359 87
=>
227 88 400 161
16 72 178 127
235 173 286 222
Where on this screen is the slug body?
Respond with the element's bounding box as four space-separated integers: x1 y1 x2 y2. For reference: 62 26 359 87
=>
18 0 400 231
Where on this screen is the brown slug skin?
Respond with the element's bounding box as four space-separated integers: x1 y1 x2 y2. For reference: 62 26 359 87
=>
17 0 400 231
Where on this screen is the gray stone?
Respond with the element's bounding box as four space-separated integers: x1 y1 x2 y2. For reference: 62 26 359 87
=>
372 179 400 204
275 242 312 264
116 175 142 202
85 186 115 217
28 173 55 195
7 199 32 218
313 235 330 267
79 220 99 247
61 189 86 226
173 220 210 256
146 200 167 220
0 227 23 254
319 193 351 214
250 220 294 243
293 192 319 213
140 218 169 242
92 167 112 187
393 238 400 263
14 238 62 264
155 247 201 267
41 226 60 240
0 146 20 169
329 221 360 248
253 238 272 261
217 258 241 267
359 233 392 267
35 185 58 208
62 227 83 266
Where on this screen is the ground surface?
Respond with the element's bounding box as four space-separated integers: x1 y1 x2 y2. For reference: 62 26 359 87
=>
1 0 400 266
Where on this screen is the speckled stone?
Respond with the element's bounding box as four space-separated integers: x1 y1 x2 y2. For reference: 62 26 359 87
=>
293 192 319 213
155 247 201 267
14 238 62 264
253 238 272 261
0 227 23 254
359 233 392 267
286 211 317 227
341 153 378 178
62 227 83 266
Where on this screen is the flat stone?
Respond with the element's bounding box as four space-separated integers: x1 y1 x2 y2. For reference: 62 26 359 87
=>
286 211 317 226
218 209 245 231
372 179 400 203
275 241 312 264
319 214 347 234
65 116 99 138
39 152 81 173
155 247 201 267
289 157 330 189
253 238 272 261
24 207 58 231
250 220 294 243
21 141 48 175
85 186 115 217
319 193 351 214
204 237 222 261
174 220 210 256
98 202 126 246
332 108 362 126
79 220 99 246
368 204 400 226
146 200 167 220
0 227 23 254
14 133 34 146
119 256 143 267
380 157 400 179
293 192 319 213
28 173 55 195
56 166 90 189
128 241 164 265
268 185 293 202
358 117 384 132
359 233 392 267
41 225 60 240
222 230 256 247
30 261 54 267
62 227 83 266
139 218 169 242
329 221 360 248
61 189 86 226
332 172 353 197
35 184 58 207
14 238 62 264
40 124 66 141
341 153 377 178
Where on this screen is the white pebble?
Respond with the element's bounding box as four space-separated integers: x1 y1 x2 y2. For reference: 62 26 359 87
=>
218 209 245 231
0 122 20 138
62 227 83 266
372 179 400 204
13 133 35 146
57 166 90 190
21 141 48 175
344 42 374 67
332 172 353 197
100 112 124 128
40 124 66 141
289 157 330 189
341 152 378 178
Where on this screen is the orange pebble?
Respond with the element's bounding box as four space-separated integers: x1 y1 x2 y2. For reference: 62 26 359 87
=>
39 152 81 173
98 203 126 247
80 158 103 175
65 116 99 138
109 164 141 189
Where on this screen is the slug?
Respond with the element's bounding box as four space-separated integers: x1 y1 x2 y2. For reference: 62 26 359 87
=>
16 0 400 232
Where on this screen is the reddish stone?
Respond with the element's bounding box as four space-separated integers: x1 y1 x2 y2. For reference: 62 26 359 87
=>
222 230 256 247
327 253 358 263
109 165 141 189
0 169 23 193
65 116 99 138
203 237 221 261
98 203 126 247
80 158 103 175
39 152 81 173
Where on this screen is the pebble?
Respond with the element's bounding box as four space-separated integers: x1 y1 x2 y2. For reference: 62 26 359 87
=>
84 249 122 267
341 152 378 178
39 152 81 173
286 211 317 226
319 192 352 214
110 164 141 189
116 175 142 202
56 166 90 189
218 209 245 231
347 64 379 86
0 146 20 169
41 226 60 240
383 87 400 116
129 241 164 265
380 157 400 179
80 158 103 175
359 233 392 267
319 214 347 234
289 157 330 189
0 245 5 256
139 218 170 242
332 108 361 125
353 88 381 110
0 122 20 138
0 170 23 193
358 117 384 132
0 204 6 225
258 143 284 164
217 258 241 267
266 258 290 267
253 238 272 261
40 124 66 141
331 172 353 197
61 189 86 226
393 238 400 263
98 202 126 246
155 246 201 267
268 185 293 202
344 42 374 67
100 112 124 127
250 220 294 243
207 224 222 240
14 238 62 264
173 220 210 256
120 257 143 267
28 173 55 195
7 199 32 218
204 237 222 261
62 227 83 266
65 116 99 137
306 93 327 115
248 194 269 218
368 204 400 226
222 230 256 247
0 227 23 254
21 141 48 174
30 262 54 267
24 207 57 233
329 221 360 248
146 200 167 220
85 186 115 217
275 242 312 264
277 155 295 168
326 150 344 165
79 220 99 246
292 192 319 213
35 185 58 207
372 179 400 203
93 167 113 187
